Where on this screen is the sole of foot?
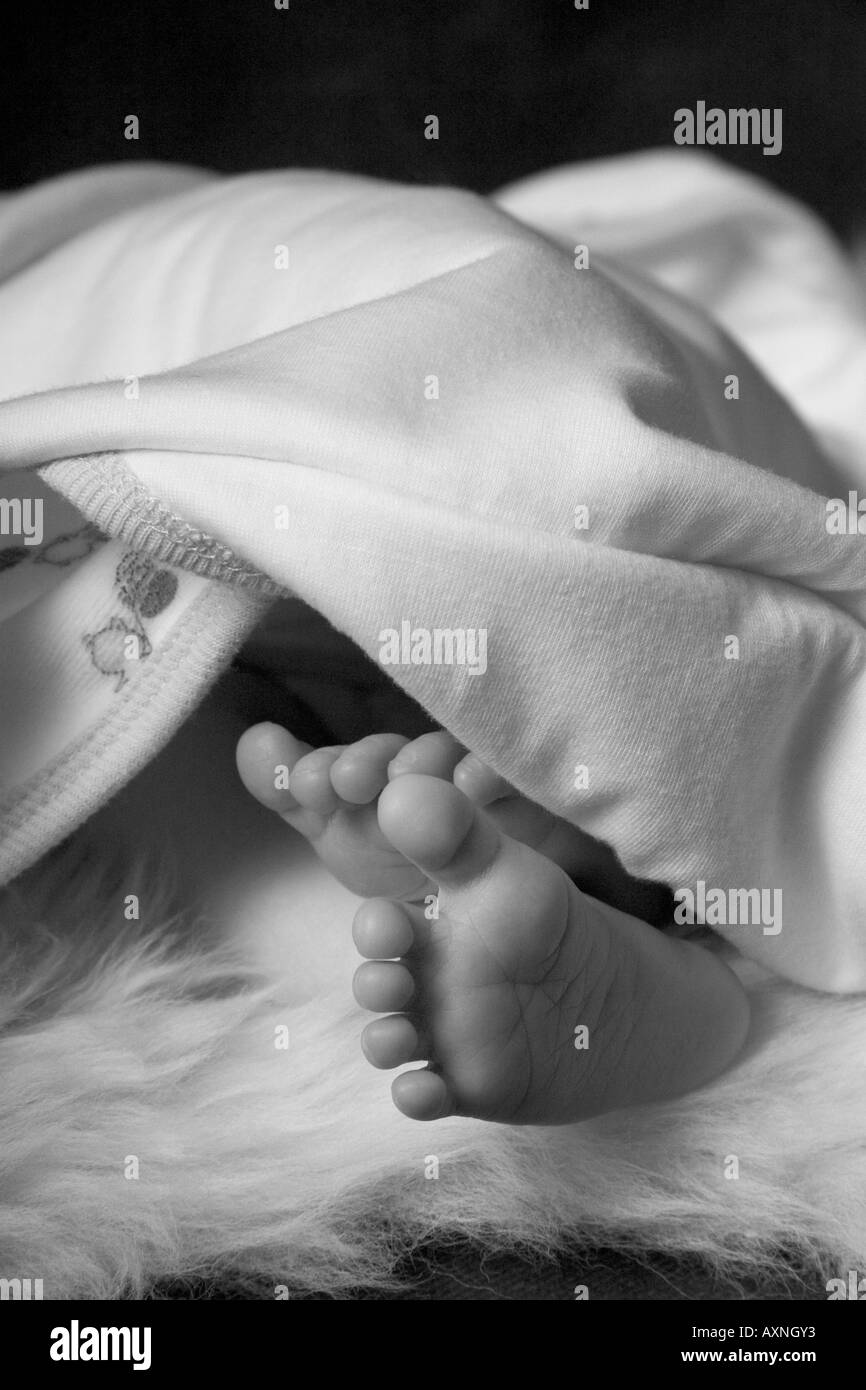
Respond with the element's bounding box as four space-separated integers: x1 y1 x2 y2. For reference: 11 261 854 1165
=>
352 774 751 1125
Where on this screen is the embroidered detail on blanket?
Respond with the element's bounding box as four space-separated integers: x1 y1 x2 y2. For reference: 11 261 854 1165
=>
84 552 178 691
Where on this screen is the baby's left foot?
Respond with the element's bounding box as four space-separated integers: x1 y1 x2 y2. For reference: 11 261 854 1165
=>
236 722 432 899
354 775 750 1125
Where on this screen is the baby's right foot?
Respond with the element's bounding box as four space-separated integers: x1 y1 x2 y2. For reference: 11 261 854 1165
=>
237 725 750 1123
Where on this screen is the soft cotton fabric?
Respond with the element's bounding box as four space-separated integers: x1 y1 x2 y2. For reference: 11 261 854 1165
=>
1 152 866 991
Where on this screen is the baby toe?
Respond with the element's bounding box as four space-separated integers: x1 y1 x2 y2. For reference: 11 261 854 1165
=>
453 752 512 807
361 1015 423 1069
236 722 312 813
289 747 343 815
352 898 416 959
377 774 494 881
388 730 467 782
353 960 416 1013
391 1068 454 1121
330 733 409 804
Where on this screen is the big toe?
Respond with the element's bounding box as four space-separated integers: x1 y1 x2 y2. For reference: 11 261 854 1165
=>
377 774 500 885
236 721 310 812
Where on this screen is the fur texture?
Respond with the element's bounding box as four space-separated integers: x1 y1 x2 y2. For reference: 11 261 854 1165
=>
2 839 864 1300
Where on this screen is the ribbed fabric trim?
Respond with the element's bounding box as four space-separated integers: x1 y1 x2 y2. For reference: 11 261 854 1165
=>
43 453 287 597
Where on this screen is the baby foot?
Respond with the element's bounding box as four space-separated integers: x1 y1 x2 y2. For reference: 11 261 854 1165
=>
353 774 750 1125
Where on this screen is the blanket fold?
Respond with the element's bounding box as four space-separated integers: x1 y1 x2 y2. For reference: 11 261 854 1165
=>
2 152 866 990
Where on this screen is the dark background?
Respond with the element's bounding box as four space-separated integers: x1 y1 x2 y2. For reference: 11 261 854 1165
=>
3 0 865 239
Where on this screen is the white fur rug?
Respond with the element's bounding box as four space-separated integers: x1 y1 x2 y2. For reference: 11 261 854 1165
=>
3 834 864 1300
